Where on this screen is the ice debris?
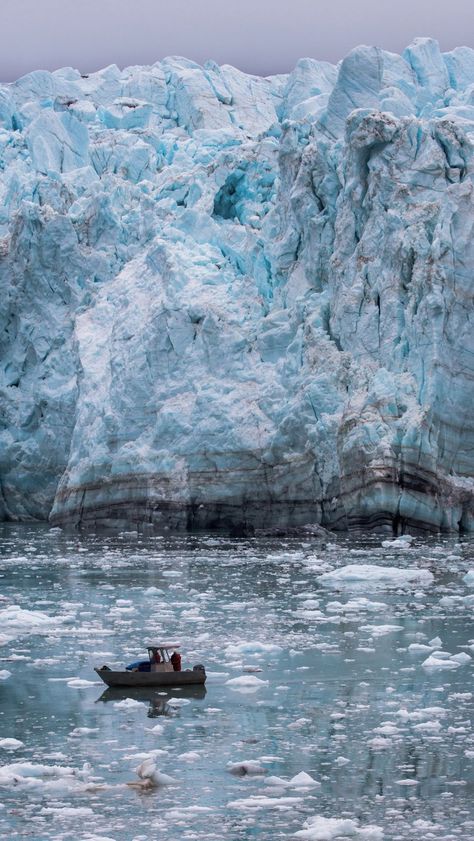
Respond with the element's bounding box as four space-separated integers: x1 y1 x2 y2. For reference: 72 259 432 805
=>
133 758 177 788
318 565 434 588
295 814 384 839
227 760 267 776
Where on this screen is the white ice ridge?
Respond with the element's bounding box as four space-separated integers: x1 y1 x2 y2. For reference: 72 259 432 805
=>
0 38 473 533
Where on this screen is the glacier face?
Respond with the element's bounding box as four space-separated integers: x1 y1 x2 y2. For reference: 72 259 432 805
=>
0 38 473 533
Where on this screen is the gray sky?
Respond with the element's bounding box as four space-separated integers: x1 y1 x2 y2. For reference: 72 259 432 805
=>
2 0 474 82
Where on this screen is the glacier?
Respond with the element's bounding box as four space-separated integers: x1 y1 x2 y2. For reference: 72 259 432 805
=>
0 37 473 533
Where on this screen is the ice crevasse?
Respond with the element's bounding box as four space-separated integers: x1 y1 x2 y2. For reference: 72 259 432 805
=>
0 37 473 533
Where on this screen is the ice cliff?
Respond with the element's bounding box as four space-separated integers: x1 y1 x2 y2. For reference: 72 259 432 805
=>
1 38 473 533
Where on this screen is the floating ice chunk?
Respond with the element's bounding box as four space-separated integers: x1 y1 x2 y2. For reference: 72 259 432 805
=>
372 723 400 736
395 706 448 722
368 737 392 750
167 697 191 707
146 723 164 734
67 678 97 688
463 570 474 586
0 761 92 791
224 641 282 657
39 806 94 818
227 794 303 810
450 652 471 665
381 535 414 549
69 727 99 737
226 675 269 689
295 814 384 839
318 565 433 589
267 771 320 788
412 720 442 732
288 717 312 729
359 624 403 637
326 598 387 613
421 652 461 670
0 738 24 751
428 637 442 648
113 697 145 709
0 605 64 641
135 758 177 787
0 670 12 680
227 759 267 775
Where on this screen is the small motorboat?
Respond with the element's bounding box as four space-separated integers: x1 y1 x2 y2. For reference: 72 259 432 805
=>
95 643 206 688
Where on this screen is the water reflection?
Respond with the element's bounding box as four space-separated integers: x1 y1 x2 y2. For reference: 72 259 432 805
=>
97 685 207 717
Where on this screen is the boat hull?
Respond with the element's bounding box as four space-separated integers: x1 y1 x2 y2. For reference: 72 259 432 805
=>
95 667 206 688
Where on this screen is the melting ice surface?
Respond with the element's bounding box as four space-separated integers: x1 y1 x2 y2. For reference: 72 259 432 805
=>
0 525 473 840
1 39 474 533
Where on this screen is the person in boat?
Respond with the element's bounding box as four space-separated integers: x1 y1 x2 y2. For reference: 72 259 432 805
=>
170 650 181 671
152 650 161 664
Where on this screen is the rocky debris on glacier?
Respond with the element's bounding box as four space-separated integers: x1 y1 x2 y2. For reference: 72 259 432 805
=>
0 38 473 533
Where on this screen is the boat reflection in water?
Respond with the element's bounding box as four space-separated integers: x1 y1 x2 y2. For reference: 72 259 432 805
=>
96 684 207 717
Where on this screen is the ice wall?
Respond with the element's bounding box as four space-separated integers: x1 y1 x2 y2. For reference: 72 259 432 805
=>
0 38 473 532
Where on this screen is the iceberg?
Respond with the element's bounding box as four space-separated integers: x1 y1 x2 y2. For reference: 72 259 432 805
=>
0 38 473 533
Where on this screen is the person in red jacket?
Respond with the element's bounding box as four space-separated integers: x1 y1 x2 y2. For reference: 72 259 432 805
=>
170 650 181 672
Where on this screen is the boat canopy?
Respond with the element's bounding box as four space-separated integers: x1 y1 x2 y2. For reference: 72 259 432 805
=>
146 643 181 650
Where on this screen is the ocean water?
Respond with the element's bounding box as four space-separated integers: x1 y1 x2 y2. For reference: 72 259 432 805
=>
0 524 473 841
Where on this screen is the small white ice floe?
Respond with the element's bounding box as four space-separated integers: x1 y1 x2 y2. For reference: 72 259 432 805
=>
167 697 191 707
368 737 392 750
0 670 12 681
359 624 403 638
450 652 472 665
227 794 303 810
412 720 442 732
288 718 311 730
295 814 383 839
131 758 177 789
0 738 24 751
227 760 267 776
39 805 94 819
381 534 414 549
395 706 447 723
113 697 144 709
407 643 435 653
0 761 94 792
421 651 471 670
463 570 474 586
146 723 164 734
226 675 269 690
266 771 320 789
224 641 282 657
68 727 99 738
318 564 433 589
67 678 97 689
178 751 201 762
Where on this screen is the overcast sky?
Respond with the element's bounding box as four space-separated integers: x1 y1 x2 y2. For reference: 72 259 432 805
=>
2 0 473 82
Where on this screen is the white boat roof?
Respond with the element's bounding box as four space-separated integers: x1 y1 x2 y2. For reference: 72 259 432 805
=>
146 642 181 649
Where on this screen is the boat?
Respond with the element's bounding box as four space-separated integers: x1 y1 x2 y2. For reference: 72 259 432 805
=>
94 643 206 687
